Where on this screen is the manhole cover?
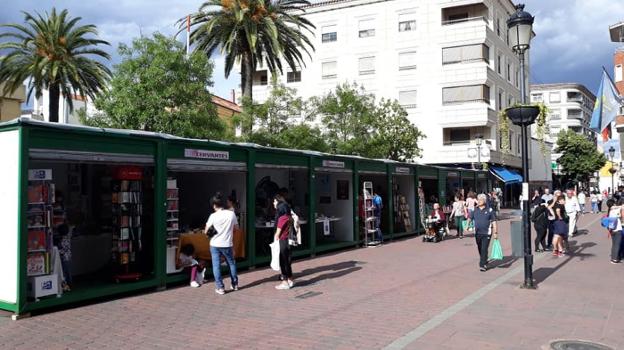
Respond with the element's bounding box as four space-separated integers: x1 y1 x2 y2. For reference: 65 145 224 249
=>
550 340 614 350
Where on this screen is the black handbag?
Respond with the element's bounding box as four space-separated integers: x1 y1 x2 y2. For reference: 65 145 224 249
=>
206 225 218 238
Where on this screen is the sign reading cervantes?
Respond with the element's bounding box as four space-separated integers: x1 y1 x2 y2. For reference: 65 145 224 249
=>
184 149 229 160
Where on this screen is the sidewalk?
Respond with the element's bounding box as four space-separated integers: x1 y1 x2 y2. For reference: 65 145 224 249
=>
0 211 621 350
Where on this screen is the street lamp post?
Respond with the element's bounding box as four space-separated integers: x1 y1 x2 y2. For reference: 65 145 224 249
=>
609 146 616 196
507 4 536 290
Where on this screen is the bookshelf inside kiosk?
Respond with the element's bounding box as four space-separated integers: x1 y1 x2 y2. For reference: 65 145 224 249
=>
420 176 439 214
166 159 247 274
315 166 354 245
254 165 309 258
27 155 155 299
393 170 416 234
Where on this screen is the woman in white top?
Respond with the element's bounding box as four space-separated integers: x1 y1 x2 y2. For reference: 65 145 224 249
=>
577 190 586 214
449 194 467 239
607 198 624 264
590 192 598 213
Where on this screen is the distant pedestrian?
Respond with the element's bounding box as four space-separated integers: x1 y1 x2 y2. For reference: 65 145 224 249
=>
541 188 553 205
205 193 239 295
468 194 498 271
531 200 549 252
551 195 568 257
577 190 586 214
565 190 580 238
373 187 384 244
599 191 605 212
606 198 623 264
531 189 542 209
591 191 599 213
545 199 556 251
450 194 467 239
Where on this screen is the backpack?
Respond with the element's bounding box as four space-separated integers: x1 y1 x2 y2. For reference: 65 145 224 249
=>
601 216 619 230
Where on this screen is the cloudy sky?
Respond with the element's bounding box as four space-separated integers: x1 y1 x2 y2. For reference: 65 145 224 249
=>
1 0 623 98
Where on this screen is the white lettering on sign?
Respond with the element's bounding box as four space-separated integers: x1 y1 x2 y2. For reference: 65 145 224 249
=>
322 160 345 168
184 149 229 160
447 172 458 177
395 167 411 174
28 169 52 181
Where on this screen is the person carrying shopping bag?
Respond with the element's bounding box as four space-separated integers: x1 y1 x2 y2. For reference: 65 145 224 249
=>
273 195 295 290
467 194 498 272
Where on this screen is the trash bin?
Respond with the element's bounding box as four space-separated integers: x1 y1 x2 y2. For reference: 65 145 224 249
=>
510 220 524 257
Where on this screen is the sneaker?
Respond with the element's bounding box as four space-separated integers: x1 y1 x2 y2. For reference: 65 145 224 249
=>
215 288 225 295
231 284 239 291
287 280 295 288
552 250 559 257
190 281 200 288
479 266 487 272
275 283 290 290
611 260 621 264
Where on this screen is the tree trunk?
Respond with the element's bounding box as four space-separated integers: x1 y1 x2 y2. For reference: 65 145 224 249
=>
241 50 253 104
48 84 60 123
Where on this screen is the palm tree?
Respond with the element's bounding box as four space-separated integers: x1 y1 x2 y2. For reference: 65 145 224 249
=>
185 0 315 103
0 8 111 123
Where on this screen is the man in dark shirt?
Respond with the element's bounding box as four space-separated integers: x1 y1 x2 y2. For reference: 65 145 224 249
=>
469 194 498 271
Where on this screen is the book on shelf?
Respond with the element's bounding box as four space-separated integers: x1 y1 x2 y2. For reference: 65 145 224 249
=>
27 230 48 251
27 252 49 276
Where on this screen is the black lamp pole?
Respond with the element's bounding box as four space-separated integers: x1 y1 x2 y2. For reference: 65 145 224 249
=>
507 4 536 289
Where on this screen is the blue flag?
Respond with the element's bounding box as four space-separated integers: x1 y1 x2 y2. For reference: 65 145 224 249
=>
590 70 622 134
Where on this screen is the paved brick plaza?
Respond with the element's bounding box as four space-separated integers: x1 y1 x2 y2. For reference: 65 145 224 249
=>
1 211 622 350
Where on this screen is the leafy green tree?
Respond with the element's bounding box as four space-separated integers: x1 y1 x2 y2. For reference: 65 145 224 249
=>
0 8 111 122
371 99 425 161
555 129 607 183
185 0 315 102
311 83 424 160
81 33 226 139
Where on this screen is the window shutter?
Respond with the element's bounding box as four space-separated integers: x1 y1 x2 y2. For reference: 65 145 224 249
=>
359 56 375 74
322 61 337 78
442 47 462 64
399 51 417 70
399 90 417 107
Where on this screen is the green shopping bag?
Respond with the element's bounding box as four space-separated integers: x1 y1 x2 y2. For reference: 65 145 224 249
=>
462 220 474 233
489 238 503 260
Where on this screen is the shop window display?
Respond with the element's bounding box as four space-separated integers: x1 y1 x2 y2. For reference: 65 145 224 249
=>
254 167 309 258
393 175 416 234
315 172 354 244
359 174 388 237
26 161 155 300
167 170 247 275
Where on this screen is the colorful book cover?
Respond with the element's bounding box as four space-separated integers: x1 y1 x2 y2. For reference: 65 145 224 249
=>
27 253 48 276
27 230 47 251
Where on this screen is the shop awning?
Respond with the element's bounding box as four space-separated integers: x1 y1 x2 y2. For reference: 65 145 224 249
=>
168 159 246 172
489 166 522 184
30 149 154 164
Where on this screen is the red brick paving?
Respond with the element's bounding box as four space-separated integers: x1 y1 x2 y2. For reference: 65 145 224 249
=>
0 211 622 350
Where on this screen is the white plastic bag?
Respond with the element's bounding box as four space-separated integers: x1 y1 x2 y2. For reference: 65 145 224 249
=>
269 240 281 271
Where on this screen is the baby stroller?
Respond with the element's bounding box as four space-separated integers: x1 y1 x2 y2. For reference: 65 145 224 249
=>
423 217 447 243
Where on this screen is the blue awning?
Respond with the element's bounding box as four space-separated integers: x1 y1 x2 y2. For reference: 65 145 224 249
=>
490 166 523 184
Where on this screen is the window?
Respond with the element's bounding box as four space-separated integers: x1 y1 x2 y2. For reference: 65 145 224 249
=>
498 89 504 110
449 128 471 143
507 63 511 81
616 64 623 82
398 13 416 32
399 51 417 70
321 25 337 43
531 93 543 102
359 56 375 75
496 17 501 36
497 54 502 74
442 44 489 64
253 70 268 86
549 92 561 103
358 19 375 38
321 61 337 79
286 71 301 83
550 110 561 120
399 90 417 108
442 85 490 104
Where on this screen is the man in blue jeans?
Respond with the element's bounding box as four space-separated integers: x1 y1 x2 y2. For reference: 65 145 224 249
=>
373 188 384 244
469 194 498 271
205 193 239 295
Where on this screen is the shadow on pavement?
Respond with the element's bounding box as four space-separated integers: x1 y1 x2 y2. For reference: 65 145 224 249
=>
533 241 596 284
492 256 520 269
242 260 363 289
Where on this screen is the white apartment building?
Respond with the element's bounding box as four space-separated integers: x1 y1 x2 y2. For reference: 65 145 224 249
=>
251 0 527 170
529 83 597 171
28 91 97 125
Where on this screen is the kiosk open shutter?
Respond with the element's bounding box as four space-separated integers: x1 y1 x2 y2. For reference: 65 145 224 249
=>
167 159 246 172
29 149 154 164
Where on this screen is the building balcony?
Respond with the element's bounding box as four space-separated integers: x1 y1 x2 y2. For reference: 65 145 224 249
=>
438 102 497 127
440 17 488 43
434 144 520 168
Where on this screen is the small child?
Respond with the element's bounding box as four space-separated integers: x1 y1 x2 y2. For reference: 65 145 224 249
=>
178 244 205 288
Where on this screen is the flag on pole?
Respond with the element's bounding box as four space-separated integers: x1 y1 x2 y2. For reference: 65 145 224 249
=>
590 69 622 137
186 15 191 56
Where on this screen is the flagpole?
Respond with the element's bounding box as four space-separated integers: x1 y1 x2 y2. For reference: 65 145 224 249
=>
186 15 191 56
